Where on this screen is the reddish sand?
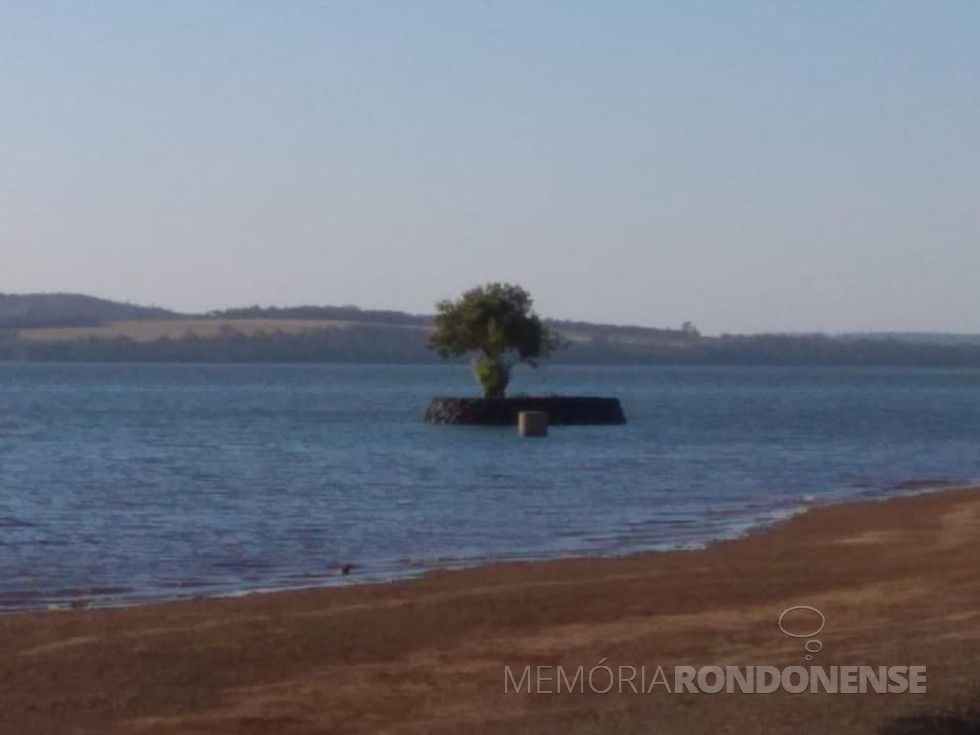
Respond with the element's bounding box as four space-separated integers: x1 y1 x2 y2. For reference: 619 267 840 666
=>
1 488 979 734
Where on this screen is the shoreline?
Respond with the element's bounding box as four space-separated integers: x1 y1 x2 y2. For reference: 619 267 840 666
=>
1 485 978 733
11 478 973 615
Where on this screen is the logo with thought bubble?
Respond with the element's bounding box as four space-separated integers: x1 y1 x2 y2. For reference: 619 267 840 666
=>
778 605 825 660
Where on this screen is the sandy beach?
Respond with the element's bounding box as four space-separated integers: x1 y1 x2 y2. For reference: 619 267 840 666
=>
1 487 978 734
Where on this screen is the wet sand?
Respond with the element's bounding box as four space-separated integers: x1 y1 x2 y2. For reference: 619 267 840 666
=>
1 487 979 734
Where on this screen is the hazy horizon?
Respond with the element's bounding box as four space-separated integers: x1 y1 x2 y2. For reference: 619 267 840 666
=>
3 2 977 334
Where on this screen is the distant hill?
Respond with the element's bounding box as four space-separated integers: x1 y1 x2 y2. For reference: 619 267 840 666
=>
0 293 697 347
0 293 183 330
4 292 980 367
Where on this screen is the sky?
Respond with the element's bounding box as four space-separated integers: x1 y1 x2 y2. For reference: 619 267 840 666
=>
1 1 977 334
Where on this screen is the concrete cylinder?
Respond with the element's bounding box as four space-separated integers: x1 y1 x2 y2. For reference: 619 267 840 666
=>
518 411 549 437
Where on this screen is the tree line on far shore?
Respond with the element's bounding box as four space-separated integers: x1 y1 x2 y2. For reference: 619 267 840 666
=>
6 325 980 367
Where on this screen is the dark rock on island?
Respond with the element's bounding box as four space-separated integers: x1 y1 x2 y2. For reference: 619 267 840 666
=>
424 396 626 426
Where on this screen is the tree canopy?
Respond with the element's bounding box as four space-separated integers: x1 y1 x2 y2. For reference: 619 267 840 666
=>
428 283 560 399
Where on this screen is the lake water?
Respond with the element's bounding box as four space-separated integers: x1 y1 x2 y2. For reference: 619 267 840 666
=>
1 363 979 610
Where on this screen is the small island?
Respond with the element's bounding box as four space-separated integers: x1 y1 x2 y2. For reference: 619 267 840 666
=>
424 283 626 426
425 395 626 425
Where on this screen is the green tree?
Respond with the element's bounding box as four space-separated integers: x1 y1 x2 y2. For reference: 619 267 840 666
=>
429 283 561 399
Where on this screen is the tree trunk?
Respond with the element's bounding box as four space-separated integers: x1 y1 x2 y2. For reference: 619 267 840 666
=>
474 356 510 399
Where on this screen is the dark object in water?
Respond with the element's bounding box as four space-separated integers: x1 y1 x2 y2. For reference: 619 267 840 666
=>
425 396 626 426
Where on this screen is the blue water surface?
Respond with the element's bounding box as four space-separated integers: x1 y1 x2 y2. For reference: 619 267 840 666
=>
0 363 978 609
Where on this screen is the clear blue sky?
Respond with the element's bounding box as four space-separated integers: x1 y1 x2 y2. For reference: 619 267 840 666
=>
2 1 977 333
